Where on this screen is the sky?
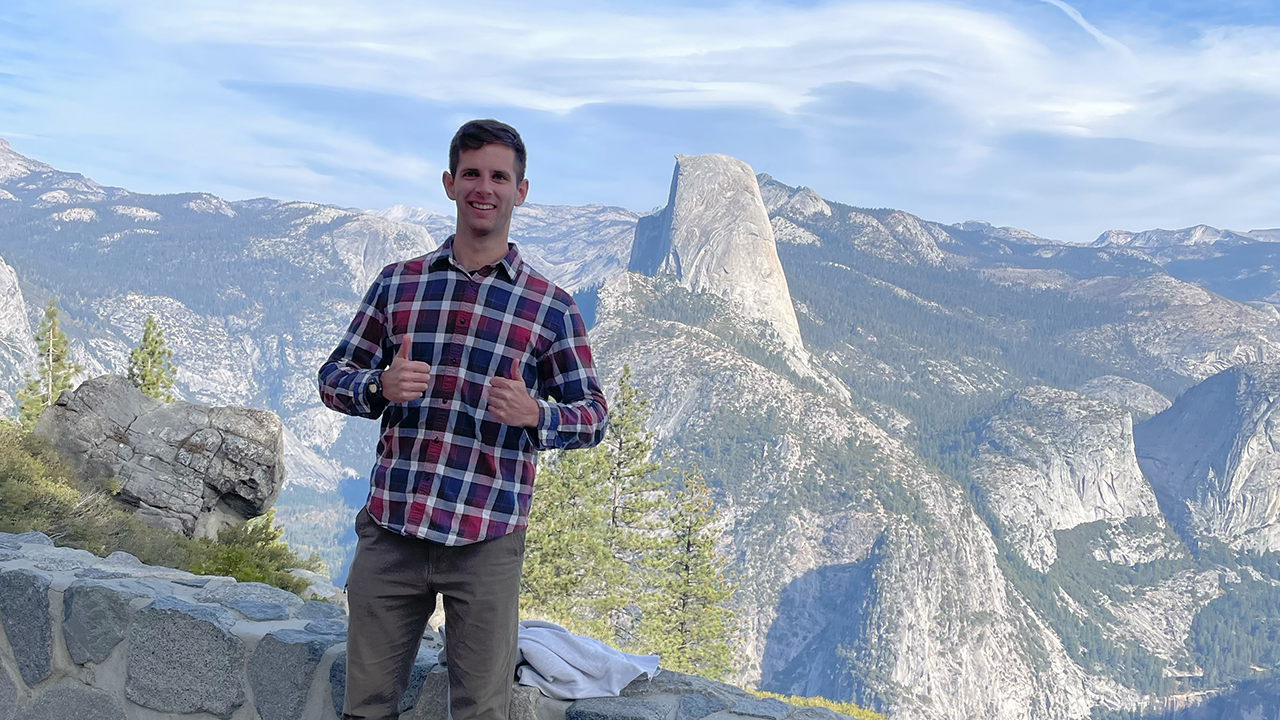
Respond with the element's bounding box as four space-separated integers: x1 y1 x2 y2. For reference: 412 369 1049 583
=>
0 0 1276 243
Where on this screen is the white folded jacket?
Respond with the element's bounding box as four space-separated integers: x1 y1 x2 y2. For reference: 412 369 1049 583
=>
514 620 660 700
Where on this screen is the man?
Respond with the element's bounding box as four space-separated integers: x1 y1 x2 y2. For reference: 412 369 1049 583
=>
318 119 608 720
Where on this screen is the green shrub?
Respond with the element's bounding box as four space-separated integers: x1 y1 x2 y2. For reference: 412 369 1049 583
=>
747 689 886 720
0 424 318 594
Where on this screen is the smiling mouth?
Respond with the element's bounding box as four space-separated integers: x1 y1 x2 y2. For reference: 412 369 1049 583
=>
469 202 496 210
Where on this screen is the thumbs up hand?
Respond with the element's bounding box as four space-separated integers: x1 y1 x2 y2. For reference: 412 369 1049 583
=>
488 366 539 427
381 341 432 403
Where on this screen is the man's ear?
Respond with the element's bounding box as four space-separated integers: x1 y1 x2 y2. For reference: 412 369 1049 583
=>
515 177 529 207
442 170 456 200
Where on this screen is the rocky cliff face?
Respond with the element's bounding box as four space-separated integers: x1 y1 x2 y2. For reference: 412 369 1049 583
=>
970 387 1164 571
1135 363 1280 553
0 253 36 415
34 375 284 539
629 155 804 353
591 273 1141 719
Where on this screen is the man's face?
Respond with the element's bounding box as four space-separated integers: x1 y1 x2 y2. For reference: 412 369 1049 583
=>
443 143 528 240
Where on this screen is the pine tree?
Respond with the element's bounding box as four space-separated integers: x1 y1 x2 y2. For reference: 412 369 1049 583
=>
522 367 740 674
16 299 81 429
127 314 176 401
599 365 667 643
521 447 619 638
634 469 738 680
522 365 663 640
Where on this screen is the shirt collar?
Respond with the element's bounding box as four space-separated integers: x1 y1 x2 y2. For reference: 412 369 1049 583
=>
429 235 523 282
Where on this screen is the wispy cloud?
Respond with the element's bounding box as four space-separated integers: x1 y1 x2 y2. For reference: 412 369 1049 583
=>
0 0 1275 238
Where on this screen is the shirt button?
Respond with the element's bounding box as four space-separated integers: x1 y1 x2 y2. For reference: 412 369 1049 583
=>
431 437 442 444
458 317 469 328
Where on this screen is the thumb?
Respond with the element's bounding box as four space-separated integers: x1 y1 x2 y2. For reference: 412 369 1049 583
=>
394 341 411 363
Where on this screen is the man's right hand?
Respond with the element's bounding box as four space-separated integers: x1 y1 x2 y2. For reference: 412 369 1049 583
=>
381 342 432 402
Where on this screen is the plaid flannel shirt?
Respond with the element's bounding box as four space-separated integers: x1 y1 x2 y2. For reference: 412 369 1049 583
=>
317 237 608 545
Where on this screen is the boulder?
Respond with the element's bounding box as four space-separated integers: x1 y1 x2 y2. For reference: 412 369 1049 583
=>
62 578 166 665
13 682 126 720
298 600 346 620
11 533 51 547
568 697 669 720
248 629 343 720
124 596 246 718
622 670 754 705
0 569 52 686
196 580 304 617
730 698 793 720
34 374 284 539
677 694 730 720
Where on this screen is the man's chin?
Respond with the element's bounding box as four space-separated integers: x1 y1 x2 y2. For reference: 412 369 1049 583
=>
460 220 505 239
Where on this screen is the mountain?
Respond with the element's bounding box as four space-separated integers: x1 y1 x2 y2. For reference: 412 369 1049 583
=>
2 138 1278 719
1091 224 1279 307
597 160 1279 716
1092 225 1259 249
969 386 1164 572
1135 363 1280 553
590 265 1121 720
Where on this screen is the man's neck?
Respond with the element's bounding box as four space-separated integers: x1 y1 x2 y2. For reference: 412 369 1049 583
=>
451 229 510 272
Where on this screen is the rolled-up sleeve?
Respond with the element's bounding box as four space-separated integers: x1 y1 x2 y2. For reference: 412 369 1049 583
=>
530 301 608 450
317 269 391 419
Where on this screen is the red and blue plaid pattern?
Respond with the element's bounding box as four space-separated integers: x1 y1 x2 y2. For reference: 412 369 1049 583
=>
318 237 608 545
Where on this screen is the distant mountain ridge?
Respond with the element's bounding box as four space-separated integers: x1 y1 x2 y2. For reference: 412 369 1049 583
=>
1093 224 1278 248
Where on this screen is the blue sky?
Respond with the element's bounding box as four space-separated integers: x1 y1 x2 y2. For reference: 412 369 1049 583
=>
1 0 1276 242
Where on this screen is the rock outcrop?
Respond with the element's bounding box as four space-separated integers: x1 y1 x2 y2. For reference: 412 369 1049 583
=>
1135 363 1280 552
1076 376 1171 421
970 386 1164 571
0 533 862 720
629 155 804 353
33 375 285 539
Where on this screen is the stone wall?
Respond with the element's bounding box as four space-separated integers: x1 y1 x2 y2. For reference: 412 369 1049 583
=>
0 532 856 720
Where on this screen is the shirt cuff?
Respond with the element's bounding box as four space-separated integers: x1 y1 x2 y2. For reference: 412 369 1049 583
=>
535 398 559 446
356 369 383 416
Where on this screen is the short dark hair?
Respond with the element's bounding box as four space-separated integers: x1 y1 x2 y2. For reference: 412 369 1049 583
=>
448 119 527 182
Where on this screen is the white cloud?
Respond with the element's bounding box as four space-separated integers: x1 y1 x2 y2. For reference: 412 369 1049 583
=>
98 0 1275 145
2 0 1275 235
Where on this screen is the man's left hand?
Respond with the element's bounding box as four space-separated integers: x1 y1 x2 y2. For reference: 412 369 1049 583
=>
488 372 540 427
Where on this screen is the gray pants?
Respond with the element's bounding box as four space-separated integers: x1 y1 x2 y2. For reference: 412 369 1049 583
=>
344 508 525 720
